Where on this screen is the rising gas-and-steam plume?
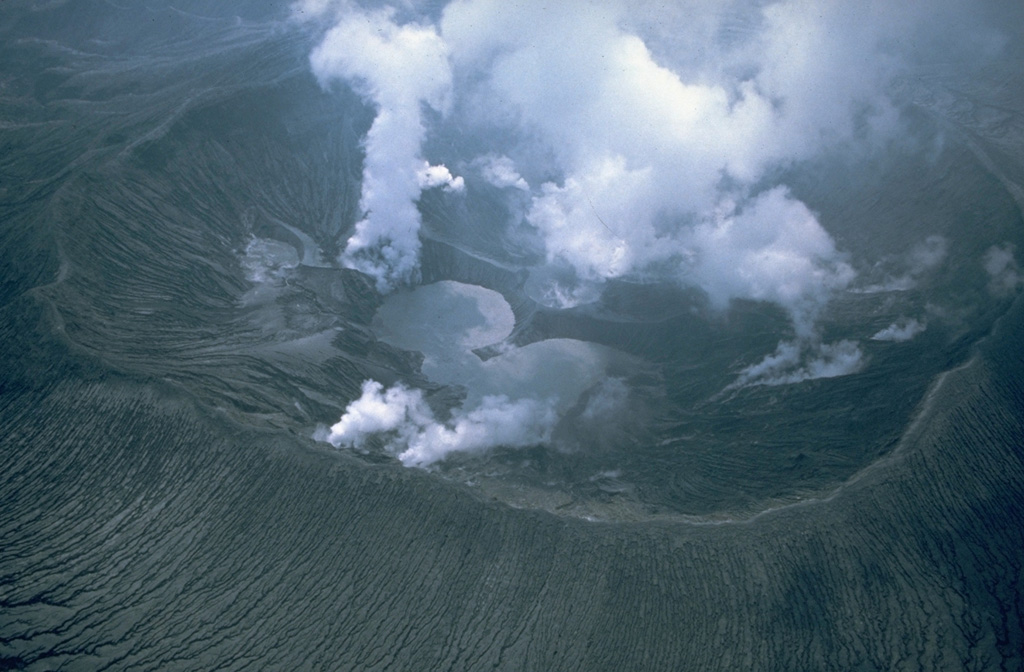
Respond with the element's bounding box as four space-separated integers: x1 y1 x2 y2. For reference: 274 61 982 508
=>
295 0 1017 463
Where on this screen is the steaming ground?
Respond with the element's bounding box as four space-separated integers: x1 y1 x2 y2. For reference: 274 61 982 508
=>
1 1 1023 670
325 281 626 466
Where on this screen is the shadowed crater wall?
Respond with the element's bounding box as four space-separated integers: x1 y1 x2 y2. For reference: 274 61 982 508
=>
2 2 1023 670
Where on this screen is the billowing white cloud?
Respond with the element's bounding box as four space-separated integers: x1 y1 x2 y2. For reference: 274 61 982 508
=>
322 281 621 465
325 381 557 466
304 4 461 291
477 154 529 191
297 0 1014 438
300 0 1000 330
872 317 927 342
436 0 915 333
418 162 464 191
529 183 854 332
399 394 557 466
324 380 432 449
687 188 854 337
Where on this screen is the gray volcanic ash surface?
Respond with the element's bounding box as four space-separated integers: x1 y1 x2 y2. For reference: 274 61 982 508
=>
1 1 1023 670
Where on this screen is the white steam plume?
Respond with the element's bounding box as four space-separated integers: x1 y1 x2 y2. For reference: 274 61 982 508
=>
303 3 461 291
478 154 529 191
321 282 626 466
730 339 865 389
872 318 927 343
435 0 888 388
299 0 1010 388
438 0 1005 352
436 0 995 383
325 381 557 467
